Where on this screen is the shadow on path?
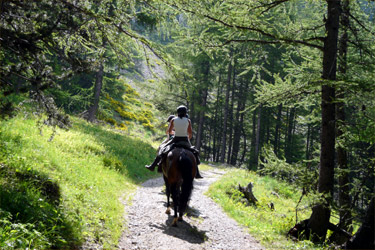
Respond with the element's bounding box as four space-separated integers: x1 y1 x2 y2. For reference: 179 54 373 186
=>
149 214 208 244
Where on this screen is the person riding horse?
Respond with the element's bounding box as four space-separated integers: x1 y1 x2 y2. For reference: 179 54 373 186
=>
145 105 203 179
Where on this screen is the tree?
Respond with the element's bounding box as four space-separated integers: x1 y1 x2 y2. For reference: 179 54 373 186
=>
160 0 375 243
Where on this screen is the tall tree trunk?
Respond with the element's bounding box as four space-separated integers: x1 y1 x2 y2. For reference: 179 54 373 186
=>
337 0 351 231
226 59 236 164
285 107 296 163
240 125 247 164
195 60 210 151
307 0 340 242
87 62 104 122
231 81 246 165
220 51 233 163
249 108 258 169
254 105 262 168
213 73 223 162
274 104 282 156
306 123 311 160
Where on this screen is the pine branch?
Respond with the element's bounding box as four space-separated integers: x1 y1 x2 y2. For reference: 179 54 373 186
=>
169 4 324 50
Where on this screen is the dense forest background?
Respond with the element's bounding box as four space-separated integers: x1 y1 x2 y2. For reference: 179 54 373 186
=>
1 0 374 249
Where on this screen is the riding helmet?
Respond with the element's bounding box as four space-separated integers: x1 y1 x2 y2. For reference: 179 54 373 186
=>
177 105 187 117
167 115 175 122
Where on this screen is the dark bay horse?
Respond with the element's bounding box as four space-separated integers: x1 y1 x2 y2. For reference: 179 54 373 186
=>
162 147 197 226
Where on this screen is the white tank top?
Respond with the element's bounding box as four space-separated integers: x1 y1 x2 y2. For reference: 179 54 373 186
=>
173 117 189 137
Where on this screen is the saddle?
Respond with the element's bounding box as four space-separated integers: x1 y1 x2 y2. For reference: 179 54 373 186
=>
158 142 199 173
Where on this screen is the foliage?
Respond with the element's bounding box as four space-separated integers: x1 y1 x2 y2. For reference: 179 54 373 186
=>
259 145 319 193
206 169 320 249
0 115 158 249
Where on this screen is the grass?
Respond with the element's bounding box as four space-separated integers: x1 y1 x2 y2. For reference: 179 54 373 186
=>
206 168 327 249
0 114 159 249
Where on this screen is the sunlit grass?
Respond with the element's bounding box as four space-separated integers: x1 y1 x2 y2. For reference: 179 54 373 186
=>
0 115 158 249
206 169 323 249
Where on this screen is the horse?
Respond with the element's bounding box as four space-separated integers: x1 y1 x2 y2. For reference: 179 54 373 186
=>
162 147 197 226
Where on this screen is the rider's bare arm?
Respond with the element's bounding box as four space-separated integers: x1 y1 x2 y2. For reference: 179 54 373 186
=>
188 119 193 140
168 120 174 136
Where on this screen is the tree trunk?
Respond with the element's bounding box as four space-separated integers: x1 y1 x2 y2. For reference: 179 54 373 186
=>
255 105 262 167
87 62 104 122
274 104 282 157
307 0 340 242
306 123 311 160
249 108 258 169
240 125 247 164
220 50 233 163
337 0 351 231
231 81 246 165
195 60 210 151
226 59 236 164
214 73 223 162
285 107 296 163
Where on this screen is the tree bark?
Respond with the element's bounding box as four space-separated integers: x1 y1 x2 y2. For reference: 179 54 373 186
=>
306 123 311 160
274 104 282 157
307 0 340 242
285 107 296 163
195 60 210 151
226 59 236 164
337 0 351 231
231 81 246 165
249 108 258 169
212 75 222 162
220 50 233 163
254 105 262 167
87 62 104 122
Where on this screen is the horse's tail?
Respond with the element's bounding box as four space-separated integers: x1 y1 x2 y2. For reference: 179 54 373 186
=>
178 149 194 213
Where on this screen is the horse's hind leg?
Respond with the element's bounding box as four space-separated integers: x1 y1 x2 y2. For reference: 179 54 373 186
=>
163 176 171 214
170 183 179 226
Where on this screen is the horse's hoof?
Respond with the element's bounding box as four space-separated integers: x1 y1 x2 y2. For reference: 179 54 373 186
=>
171 217 178 227
165 208 171 214
178 216 183 221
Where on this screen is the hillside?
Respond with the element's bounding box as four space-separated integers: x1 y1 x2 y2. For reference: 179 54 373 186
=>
0 115 158 249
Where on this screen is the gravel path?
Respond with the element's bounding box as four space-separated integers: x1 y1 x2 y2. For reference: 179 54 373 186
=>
119 170 263 250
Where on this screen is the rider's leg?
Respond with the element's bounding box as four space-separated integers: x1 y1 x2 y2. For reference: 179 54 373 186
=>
196 166 203 179
193 152 203 179
145 155 161 171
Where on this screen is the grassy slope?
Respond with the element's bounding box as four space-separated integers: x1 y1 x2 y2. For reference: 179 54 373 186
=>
206 167 324 250
0 115 158 249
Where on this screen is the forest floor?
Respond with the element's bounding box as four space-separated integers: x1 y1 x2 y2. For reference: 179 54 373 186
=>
118 169 264 250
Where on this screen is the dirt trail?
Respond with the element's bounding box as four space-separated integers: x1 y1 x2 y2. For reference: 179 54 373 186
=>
119 169 263 250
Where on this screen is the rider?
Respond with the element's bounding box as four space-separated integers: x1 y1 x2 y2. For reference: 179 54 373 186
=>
145 105 203 178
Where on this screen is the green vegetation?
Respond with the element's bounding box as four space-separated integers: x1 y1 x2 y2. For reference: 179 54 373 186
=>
1 0 374 248
0 115 158 249
206 168 320 249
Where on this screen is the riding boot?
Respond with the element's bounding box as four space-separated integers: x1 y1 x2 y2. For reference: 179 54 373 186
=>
194 153 203 179
195 166 203 179
192 151 201 165
145 155 161 171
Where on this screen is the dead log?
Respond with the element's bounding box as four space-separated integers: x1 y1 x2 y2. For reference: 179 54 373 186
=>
288 219 352 244
328 223 352 245
287 219 310 241
238 182 258 205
